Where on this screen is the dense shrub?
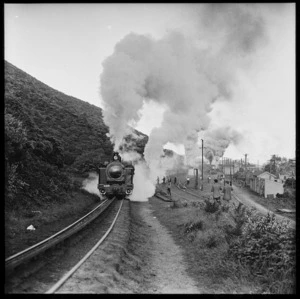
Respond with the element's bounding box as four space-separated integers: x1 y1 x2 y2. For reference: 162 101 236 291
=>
72 149 106 173
228 202 249 236
6 163 28 196
5 113 29 196
204 198 219 213
220 203 230 213
184 220 204 233
228 212 295 293
206 234 218 248
283 178 295 188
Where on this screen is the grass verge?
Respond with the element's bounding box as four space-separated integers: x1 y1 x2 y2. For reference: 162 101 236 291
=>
150 195 295 294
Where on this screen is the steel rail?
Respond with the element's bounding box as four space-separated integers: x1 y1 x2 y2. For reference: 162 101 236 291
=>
5 199 113 272
45 199 124 294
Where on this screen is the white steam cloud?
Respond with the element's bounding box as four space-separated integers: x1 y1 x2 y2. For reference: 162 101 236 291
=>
101 31 217 154
81 172 101 199
129 162 156 202
100 4 273 201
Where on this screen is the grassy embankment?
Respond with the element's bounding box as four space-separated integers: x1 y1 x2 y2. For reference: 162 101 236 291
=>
153 175 295 294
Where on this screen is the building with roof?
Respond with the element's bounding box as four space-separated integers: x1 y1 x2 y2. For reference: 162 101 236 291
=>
249 171 284 198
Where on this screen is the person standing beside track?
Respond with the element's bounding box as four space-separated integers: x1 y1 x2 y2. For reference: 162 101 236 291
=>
211 179 222 205
167 180 172 199
186 177 190 186
223 180 233 203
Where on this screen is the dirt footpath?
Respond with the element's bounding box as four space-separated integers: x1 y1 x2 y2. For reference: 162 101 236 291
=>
54 200 200 294
138 204 200 293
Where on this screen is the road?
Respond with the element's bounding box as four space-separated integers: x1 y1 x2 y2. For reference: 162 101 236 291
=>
232 185 295 229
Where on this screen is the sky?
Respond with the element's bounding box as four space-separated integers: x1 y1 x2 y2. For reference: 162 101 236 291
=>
5 3 295 166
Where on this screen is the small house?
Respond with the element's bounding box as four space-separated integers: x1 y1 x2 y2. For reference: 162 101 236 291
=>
257 171 277 181
264 179 284 198
250 171 284 198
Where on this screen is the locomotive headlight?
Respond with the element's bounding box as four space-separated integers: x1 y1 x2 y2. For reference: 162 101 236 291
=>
107 164 123 179
126 189 132 194
100 189 106 194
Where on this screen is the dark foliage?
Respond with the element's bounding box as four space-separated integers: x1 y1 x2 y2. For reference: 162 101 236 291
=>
204 198 219 213
283 178 295 188
228 212 295 293
184 220 204 234
4 61 148 208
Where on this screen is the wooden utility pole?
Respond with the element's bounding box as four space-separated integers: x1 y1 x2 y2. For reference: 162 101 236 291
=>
201 139 204 191
230 159 232 183
227 158 229 179
222 156 223 175
194 168 198 189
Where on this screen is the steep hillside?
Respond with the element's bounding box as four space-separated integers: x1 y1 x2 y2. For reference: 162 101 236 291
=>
4 61 147 209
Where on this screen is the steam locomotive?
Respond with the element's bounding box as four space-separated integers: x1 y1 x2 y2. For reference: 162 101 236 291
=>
97 152 135 199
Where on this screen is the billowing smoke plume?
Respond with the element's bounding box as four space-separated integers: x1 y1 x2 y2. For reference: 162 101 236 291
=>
198 4 267 55
101 31 217 153
192 3 268 101
184 131 202 169
202 126 244 161
100 4 268 201
129 162 156 202
101 31 217 200
183 126 243 168
205 150 214 165
81 172 102 199
120 150 142 163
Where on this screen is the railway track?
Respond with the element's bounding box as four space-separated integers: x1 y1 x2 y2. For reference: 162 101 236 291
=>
5 198 113 273
5 197 125 293
175 183 202 199
46 199 124 294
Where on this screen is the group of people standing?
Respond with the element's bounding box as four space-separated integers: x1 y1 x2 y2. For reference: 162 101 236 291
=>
156 175 233 204
211 179 233 205
158 176 177 185
157 176 174 198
